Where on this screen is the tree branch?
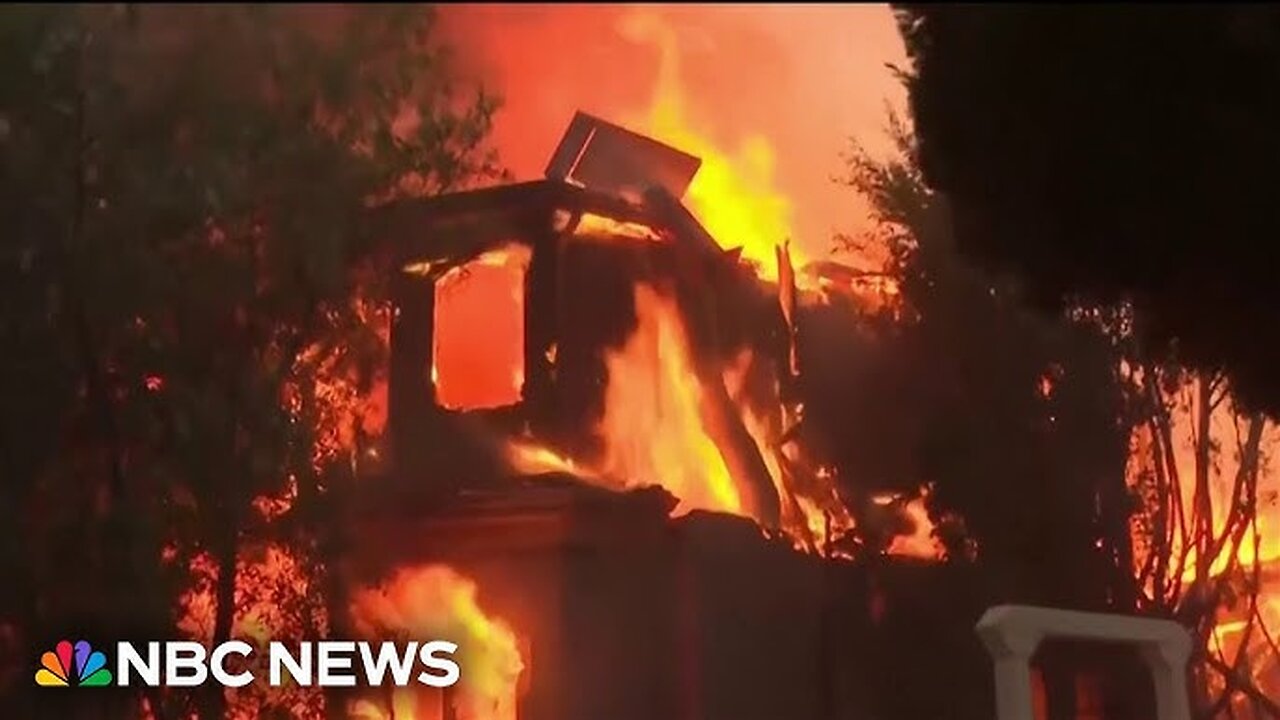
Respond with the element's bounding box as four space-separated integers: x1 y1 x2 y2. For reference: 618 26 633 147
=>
1205 655 1280 719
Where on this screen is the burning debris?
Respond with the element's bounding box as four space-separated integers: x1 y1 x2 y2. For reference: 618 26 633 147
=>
341 111 946 720
385 111 937 561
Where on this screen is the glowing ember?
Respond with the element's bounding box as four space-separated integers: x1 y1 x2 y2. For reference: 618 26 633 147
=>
619 10 797 281
506 438 598 480
723 348 857 552
288 294 391 468
572 213 663 243
350 565 525 720
403 261 434 276
881 490 946 560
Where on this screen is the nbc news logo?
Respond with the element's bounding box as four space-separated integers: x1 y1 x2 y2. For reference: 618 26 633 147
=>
35 640 113 687
36 638 461 689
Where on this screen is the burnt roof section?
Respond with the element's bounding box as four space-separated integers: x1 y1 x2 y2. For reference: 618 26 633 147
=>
545 111 701 201
380 180 658 268
377 114 712 274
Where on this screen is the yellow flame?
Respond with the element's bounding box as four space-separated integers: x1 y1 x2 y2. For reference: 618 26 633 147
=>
350 565 524 720
506 438 596 479
573 213 663 242
597 284 743 514
620 10 797 281
499 282 945 560
886 493 945 560
723 348 857 551
1127 387 1280 695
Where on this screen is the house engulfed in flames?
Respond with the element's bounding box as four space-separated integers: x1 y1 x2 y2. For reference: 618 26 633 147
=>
342 113 949 720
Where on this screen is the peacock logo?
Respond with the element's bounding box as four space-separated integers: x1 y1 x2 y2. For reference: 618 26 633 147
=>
35 639 113 687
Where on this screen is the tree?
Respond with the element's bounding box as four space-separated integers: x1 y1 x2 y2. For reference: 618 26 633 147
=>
812 119 1142 719
829 119 1136 608
892 5 1280 417
839 113 1280 718
1126 365 1280 718
0 6 498 718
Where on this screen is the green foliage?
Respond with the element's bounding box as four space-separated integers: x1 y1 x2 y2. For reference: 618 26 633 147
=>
0 5 498 716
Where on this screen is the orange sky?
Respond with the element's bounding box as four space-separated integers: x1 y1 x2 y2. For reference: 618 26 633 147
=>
437 4 908 261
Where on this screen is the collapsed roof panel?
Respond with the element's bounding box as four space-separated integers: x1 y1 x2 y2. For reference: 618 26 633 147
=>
382 115 720 278
545 111 702 201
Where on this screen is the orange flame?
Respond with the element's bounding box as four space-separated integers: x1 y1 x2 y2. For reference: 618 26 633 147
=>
619 10 798 281
506 439 597 480
503 282 937 559
175 543 325 720
1127 380 1280 697
723 348 858 551
350 565 525 720
882 491 946 560
596 284 743 515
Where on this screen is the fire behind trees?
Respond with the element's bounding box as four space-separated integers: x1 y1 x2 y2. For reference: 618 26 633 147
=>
838 122 1280 718
891 6 1280 710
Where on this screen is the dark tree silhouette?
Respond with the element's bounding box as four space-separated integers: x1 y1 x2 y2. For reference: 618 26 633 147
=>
0 6 498 718
793 120 1143 720
821 121 1137 611
893 5 1280 416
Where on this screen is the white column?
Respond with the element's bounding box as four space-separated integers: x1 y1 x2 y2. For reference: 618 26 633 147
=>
976 620 1041 720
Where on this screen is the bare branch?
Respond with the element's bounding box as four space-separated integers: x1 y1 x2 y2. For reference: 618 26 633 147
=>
1205 655 1280 719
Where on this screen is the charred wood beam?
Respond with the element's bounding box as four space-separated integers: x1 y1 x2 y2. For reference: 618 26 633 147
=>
521 208 561 441
388 272 438 487
642 186 725 261
380 181 657 267
645 186 782 527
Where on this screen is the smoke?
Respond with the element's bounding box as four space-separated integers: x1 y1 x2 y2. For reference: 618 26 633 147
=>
436 4 908 260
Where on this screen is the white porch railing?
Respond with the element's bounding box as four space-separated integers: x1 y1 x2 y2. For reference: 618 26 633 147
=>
976 605 1192 720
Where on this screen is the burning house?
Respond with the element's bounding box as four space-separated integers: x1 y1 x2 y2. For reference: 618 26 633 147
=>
336 113 964 720
336 112 1210 720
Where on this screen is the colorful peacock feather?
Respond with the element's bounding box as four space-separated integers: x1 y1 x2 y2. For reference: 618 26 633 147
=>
35 639 112 687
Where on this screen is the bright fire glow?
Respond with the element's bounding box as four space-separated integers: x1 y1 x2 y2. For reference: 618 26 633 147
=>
572 212 663 243
723 348 858 552
506 438 598 480
504 282 938 559
883 491 946 560
433 245 530 411
597 284 743 515
619 10 798 281
177 543 324 720
350 565 525 720
1127 382 1280 697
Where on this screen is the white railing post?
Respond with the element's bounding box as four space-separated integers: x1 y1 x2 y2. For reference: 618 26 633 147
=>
976 605 1193 720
